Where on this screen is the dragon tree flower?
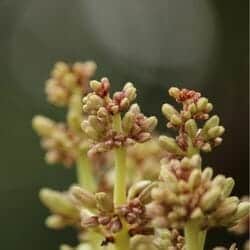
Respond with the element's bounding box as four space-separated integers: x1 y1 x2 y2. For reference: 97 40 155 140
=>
70 181 155 246
160 87 225 157
39 188 81 229
45 61 96 107
32 115 80 167
151 155 250 230
81 77 157 156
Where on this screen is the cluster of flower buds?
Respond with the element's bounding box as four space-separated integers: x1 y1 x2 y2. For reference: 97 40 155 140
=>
229 196 250 235
153 228 184 250
81 78 157 156
69 181 155 246
160 87 225 156
150 154 250 230
39 188 80 229
32 115 80 167
45 61 96 107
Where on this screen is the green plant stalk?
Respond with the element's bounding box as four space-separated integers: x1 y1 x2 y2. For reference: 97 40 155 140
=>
76 151 96 192
113 113 130 250
184 220 206 250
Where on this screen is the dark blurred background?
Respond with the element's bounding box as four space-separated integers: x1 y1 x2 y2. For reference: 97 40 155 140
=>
0 0 248 249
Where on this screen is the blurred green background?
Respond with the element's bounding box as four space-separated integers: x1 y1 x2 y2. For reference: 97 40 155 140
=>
0 0 248 249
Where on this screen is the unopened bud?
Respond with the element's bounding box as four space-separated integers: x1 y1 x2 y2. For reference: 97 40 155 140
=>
32 115 55 137
185 119 198 138
70 186 96 209
162 104 179 121
159 136 183 155
95 192 113 212
168 87 180 99
200 187 221 212
197 97 208 111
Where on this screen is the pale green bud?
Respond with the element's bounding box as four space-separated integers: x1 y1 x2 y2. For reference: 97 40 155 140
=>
95 192 113 212
127 180 151 201
197 97 208 111
200 187 221 212
233 202 250 221
39 188 78 218
190 207 204 220
214 197 239 219
189 154 202 169
161 104 179 120
90 80 101 91
144 116 158 131
123 82 137 101
45 215 67 229
185 119 198 138
201 143 212 152
69 185 96 209
32 115 55 137
170 114 182 126
122 112 134 133
205 103 213 113
202 167 213 181
188 103 197 114
159 136 183 154
160 166 178 187
188 169 201 190
222 178 235 198
203 115 220 131
168 87 180 99
212 175 226 188
138 182 158 204
60 244 74 250
207 126 225 139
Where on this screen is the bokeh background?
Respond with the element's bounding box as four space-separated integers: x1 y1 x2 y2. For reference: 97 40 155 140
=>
0 0 248 249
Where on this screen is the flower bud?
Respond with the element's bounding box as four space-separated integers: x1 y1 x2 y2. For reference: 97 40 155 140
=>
69 186 96 209
233 202 250 221
39 188 78 218
200 187 221 212
45 215 67 229
222 178 235 198
32 115 55 137
127 180 151 201
185 119 198 138
203 115 220 131
162 104 179 120
159 136 183 154
95 192 113 212
168 87 180 99
197 97 208 111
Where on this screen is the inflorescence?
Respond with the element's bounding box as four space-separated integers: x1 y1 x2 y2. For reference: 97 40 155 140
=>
32 61 249 250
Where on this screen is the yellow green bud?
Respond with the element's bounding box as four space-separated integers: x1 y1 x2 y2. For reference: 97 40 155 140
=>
32 115 55 137
39 188 78 218
159 135 183 154
161 104 179 121
185 119 198 138
95 192 113 212
200 187 221 212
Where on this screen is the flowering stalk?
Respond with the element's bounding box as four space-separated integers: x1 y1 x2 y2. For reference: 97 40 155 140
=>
76 151 96 192
113 113 130 250
185 220 206 250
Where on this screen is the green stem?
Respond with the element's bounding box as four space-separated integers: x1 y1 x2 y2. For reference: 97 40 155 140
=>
113 113 130 250
184 220 205 250
76 151 96 192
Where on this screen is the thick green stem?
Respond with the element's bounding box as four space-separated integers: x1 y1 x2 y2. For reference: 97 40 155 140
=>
113 113 130 250
184 220 206 250
76 151 96 192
